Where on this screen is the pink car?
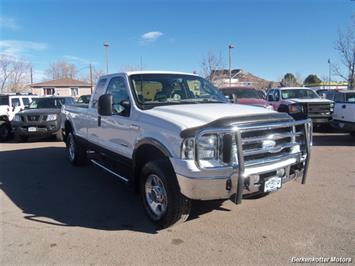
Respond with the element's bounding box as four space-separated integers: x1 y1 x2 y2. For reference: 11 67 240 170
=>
219 86 274 110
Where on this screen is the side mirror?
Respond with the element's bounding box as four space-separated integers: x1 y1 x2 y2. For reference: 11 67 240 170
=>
98 94 112 116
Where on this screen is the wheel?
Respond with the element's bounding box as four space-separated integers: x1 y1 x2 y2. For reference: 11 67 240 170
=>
54 130 64 141
66 132 86 166
0 123 10 141
14 133 28 142
140 159 191 228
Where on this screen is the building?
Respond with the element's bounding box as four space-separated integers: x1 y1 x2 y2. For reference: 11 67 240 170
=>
30 78 92 97
304 82 348 91
209 69 279 90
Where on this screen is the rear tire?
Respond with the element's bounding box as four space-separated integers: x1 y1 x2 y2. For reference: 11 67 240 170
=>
140 159 191 228
0 123 10 141
66 132 86 166
14 133 28 142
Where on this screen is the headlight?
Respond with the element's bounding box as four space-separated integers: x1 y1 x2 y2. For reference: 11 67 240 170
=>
13 115 21 122
288 104 303 113
182 133 238 168
46 114 57 121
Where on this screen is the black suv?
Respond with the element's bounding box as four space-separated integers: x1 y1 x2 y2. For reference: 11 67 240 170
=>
11 96 75 142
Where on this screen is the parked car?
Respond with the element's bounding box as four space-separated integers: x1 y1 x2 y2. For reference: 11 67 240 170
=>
77 94 91 104
0 93 37 141
11 96 75 142
331 90 355 137
267 87 334 126
219 86 273 109
63 71 312 228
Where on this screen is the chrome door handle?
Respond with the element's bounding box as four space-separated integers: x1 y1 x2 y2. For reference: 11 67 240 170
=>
129 124 140 130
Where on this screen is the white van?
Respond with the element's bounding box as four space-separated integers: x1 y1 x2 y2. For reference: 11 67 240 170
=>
331 90 355 137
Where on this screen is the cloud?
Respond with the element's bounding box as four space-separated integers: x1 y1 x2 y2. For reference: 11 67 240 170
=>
0 40 48 58
0 16 20 30
64 55 93 65
141 31 163 43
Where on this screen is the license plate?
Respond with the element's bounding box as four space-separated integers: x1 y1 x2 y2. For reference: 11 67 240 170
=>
264 177 282 192
28 127 37 132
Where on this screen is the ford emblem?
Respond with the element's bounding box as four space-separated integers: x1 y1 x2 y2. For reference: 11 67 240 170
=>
262 139 276 150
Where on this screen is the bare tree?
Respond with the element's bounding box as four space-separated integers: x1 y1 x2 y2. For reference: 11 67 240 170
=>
0 55 31 93
333 16 355 89
45 60 78 80
80 67 105 87
200 51 224 83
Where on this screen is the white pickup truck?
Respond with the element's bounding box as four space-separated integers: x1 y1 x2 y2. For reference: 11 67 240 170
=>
331 90 355 137
63 71 312 228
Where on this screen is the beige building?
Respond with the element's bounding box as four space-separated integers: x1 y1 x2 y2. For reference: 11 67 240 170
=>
30 78 92 97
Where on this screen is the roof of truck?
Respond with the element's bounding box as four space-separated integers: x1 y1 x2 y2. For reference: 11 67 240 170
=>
100 71 198 79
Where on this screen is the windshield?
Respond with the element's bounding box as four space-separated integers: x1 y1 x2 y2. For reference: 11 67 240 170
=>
129 74 227 109
29 98 67 109
281 89 320 100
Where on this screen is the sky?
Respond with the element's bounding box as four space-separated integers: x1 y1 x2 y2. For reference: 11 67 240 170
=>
0 0 354 83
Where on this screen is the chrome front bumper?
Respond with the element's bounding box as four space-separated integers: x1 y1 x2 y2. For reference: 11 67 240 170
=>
172 119 312 203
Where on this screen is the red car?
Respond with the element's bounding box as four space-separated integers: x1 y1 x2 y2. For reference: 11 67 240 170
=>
219 86 274 110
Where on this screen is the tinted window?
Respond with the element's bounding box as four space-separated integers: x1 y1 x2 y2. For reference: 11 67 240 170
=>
92 78 107 107
0 96 9 105
334 93 344 103
22 97 30 106
11 98 21 107
345 93 355 103
106 77 129 116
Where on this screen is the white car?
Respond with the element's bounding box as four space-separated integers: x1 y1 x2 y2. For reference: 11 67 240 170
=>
63 71 312 228
331 90 355 137
0 94 37 140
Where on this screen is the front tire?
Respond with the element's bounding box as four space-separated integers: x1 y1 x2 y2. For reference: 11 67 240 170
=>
0 123 10 141
140 159 191 228
66 132 86 166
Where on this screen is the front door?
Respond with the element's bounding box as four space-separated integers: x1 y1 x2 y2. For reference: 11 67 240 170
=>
99 76 138 159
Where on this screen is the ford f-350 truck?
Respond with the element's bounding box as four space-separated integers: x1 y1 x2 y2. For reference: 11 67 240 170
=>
63 71 312 228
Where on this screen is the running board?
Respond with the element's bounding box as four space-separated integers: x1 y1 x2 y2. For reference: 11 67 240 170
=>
90 159 129 182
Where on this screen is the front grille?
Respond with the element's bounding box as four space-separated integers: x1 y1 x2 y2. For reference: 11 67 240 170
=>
238 121 307 167
304 103 332 117
26 115 41 122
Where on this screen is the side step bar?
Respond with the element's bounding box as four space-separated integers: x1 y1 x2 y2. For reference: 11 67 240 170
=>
90 159 129 182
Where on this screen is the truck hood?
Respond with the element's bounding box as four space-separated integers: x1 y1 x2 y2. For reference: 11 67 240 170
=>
285 98 333 104
18 108 61 115
143 103 275 130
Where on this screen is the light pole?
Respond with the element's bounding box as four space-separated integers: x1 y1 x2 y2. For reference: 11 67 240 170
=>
104 42 110 74
328 59 331 88
228 44 235 87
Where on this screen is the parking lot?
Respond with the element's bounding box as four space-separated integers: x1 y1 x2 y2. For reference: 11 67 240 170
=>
0 132 354 265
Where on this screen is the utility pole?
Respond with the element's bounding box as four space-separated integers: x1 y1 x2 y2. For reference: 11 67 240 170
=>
104 42 110 74
140 56 143 71
89 63 93 93
228 44 235 87
30 67 33 84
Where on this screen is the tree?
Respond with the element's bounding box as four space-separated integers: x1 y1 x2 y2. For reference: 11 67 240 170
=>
304 74 322 85
0 55 31 93
280 73 300 87
333 16 355 90
45 60 78 80
200 51 224 83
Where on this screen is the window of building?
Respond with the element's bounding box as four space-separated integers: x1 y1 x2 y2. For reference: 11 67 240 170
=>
44 88 55 95
70 87 79 96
